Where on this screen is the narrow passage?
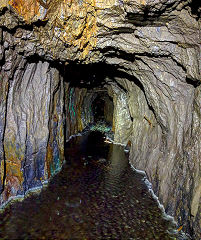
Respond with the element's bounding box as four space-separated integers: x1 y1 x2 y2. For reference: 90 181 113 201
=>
0 131 178 240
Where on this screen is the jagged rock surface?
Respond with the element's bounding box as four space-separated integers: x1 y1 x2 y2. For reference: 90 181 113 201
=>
0 0 200 238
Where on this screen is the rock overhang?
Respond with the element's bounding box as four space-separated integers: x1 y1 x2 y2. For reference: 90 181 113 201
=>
0 0 200 67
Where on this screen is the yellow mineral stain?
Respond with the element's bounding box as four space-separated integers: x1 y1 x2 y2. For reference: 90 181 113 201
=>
78 109 83 132
140 0 146 5
96 0 116 9
112 117 115 132
54 0 97 59
0 160 5 183
0 0 8 9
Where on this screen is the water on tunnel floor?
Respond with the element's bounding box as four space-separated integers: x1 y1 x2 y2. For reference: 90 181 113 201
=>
0 131 178 240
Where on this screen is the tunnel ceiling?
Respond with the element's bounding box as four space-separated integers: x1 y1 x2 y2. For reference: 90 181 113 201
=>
0 0 201 239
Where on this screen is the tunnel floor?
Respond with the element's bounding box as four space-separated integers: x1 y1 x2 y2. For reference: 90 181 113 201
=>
0 131 178 240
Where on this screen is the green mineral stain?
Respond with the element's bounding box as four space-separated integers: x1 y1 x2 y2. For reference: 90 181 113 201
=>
50 164 54 176
54 155 61 174
50 156 61 176
90 122 112 133
69 88 76 118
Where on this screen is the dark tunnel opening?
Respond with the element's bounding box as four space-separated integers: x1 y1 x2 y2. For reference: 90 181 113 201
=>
63 63 117 142
92 95 105 122
92 93 114 124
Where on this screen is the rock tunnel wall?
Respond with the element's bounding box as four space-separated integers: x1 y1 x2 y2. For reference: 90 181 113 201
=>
65 86 88 137
0 59 65 204
0 0 200 238
64 86 110 138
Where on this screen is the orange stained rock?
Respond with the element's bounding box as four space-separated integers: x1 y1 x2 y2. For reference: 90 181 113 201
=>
177 226 183 232
1 147 24 202
3 141 24 186
46 143 54 178
2 175 22 202
8 0 41 22
127 140 131 147
8 0 98 59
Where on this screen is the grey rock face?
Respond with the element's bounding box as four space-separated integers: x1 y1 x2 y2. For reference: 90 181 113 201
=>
95 4 200 238
0 56 64 204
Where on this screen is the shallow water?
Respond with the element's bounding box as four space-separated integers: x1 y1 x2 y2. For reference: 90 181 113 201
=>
0 131 178 239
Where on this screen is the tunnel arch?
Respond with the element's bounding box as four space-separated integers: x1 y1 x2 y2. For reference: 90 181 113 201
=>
0 2 200 238
62 62 156 147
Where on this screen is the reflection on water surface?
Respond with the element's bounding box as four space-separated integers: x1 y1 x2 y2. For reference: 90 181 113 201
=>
0 131 177 239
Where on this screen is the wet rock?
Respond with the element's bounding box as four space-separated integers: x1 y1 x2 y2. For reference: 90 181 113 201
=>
0 0 200 238
97 158 107 163
65 198 82 208
0 60 64 204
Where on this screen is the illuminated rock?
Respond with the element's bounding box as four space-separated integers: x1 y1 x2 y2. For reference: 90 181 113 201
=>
0 0 200 238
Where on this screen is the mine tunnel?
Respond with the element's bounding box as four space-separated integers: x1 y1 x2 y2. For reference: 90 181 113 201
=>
0 59 200 240
1 60 173 239
63 63 117 140
0 0 201 239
